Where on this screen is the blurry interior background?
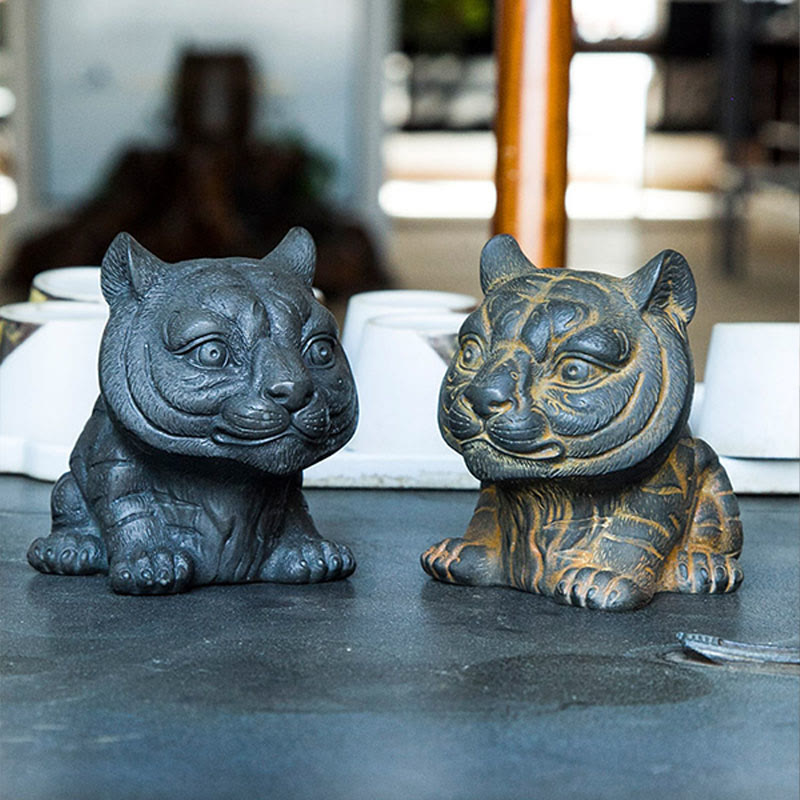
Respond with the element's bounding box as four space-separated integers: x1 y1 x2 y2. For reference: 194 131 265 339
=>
0 0 797 376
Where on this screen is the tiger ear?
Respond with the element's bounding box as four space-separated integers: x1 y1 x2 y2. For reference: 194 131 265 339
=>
101 232 164 305
479 234 538 293
262 226 316 287
624 249 697 324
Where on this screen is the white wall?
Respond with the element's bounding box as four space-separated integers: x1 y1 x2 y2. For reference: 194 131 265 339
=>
35 0 392 228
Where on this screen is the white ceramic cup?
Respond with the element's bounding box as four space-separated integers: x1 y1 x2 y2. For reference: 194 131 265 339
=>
695 322 799 459
348 311 467 456
31 266 104 304
340 289 476 368
0 301 108 480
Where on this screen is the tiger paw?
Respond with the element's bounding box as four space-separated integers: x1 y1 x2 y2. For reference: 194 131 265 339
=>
673 550 743 594
109 549 194 595
552 567 651 611
27 533 107 576
421 537 501 586
261 537 355 584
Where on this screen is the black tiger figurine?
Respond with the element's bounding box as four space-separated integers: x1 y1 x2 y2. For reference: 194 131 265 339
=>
28 228 358 594
421 234 743 611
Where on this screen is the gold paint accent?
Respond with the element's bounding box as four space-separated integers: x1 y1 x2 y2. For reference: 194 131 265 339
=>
642 485 684 496
600 532 665 560
615 512 674 540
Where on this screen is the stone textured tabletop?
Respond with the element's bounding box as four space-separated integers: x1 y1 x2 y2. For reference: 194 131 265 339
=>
1 475 798 799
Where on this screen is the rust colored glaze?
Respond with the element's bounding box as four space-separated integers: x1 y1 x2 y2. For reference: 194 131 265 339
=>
421 234 743 611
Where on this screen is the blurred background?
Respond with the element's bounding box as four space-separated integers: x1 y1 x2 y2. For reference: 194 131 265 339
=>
0 0 797 375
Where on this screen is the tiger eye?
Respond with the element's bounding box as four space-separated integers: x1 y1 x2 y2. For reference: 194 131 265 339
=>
560 358 592 383
459 338 484 370
195 340 229 368
305 337 336 368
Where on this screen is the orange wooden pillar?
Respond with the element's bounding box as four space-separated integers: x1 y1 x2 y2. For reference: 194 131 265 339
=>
493 0 572 268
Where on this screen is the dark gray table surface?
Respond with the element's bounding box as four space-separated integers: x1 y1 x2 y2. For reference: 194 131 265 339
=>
1 475 798 800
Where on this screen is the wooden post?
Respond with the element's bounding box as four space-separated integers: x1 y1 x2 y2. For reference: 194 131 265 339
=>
493 0 572 268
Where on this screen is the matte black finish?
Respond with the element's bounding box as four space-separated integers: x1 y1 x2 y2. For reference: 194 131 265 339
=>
1 476 798 800
424 236 742 610
26 228 358 594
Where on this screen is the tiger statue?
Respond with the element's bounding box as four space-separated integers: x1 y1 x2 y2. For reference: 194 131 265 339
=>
421 234 743 611
27 228 357 594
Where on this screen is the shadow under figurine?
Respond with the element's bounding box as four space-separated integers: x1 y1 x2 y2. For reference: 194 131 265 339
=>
28 227 358 594
421 235 743 612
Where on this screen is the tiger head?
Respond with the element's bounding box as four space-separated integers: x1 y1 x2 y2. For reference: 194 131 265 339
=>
98 228 358 476
439 235 697 482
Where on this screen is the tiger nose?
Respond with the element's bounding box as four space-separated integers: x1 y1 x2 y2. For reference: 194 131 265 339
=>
264 379 314 412
464 375 515 418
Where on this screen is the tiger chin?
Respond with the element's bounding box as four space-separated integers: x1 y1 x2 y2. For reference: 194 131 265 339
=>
421 234 743 612
28 227 358 595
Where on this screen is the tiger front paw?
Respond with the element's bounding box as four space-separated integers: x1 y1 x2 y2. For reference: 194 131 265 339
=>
261 537 356 584
673 549 743 594
109 549 194 595
27 533 107 576
552 567 651 612
421 537 501 586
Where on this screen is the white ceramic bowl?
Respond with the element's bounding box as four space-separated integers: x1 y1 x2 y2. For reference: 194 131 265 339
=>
340 289 476 368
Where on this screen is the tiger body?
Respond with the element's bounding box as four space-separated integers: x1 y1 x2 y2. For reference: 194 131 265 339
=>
427 437 741 609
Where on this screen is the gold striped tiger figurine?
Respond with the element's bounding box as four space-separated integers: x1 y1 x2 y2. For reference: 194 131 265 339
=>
421 235 743 611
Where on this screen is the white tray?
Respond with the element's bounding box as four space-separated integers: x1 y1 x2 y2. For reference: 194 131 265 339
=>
4 430 797 495
304 445 799 494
